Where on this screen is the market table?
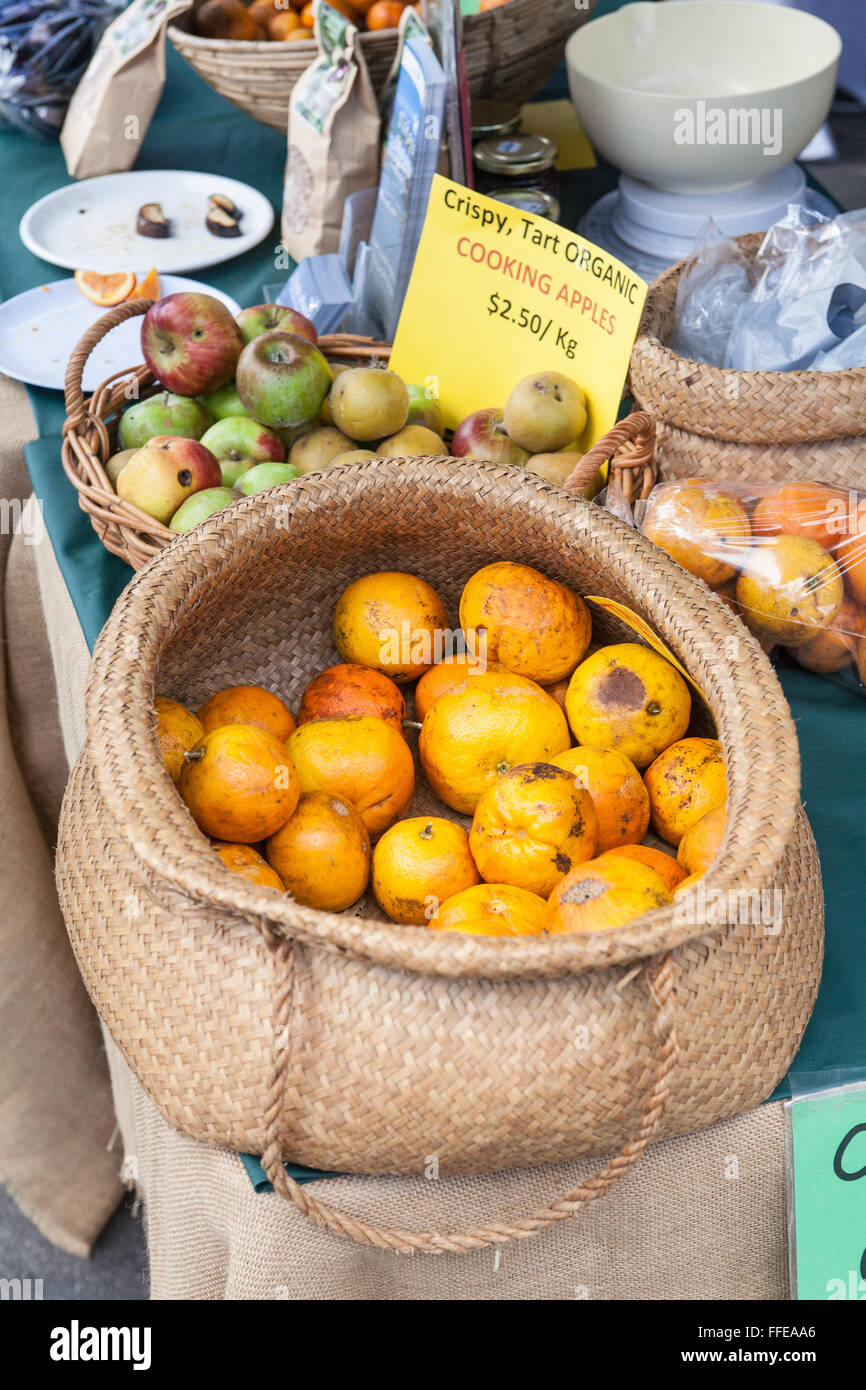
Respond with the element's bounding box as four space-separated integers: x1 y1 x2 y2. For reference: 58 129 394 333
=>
1 23 864 1297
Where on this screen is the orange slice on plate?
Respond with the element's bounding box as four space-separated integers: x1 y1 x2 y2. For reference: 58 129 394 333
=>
73 270 137 306
128 268 161 301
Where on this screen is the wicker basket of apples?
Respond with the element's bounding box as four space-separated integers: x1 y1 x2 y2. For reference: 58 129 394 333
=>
62 290 657 571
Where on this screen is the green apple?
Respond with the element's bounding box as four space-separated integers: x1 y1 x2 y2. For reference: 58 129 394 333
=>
236 304 317 347
406 384 444 436
104 447 138 489
234 462 301 496
200 416 285 488
169 487 237 533
118 392 212 450
235 332 332 429
197 381 248 421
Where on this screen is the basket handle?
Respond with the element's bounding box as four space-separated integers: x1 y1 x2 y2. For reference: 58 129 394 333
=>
260 946 678 1255
562 411 657 505
64 299 153 427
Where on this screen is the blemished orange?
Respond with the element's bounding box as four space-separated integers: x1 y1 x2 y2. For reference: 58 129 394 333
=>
286 714 414 836
735 535 843 648
372 817 480 925
297 663 406 732
179 724 300 842
428 883 548 937
543 677 570 716
419 670 570 814
197 684 296 741
414 655 506 721
644 737 727 847
677 804 727 876
565 643 691 769
212 842 285 891
459 560 592 684
549 745 650 852
154 696 205 784
751 482 848 553
789 594 866 673
333 570 449 683
643 482 752 587
469 763 597 897
596 844 687 895
547 856 672 934
266 792 370 911
74 269 136 306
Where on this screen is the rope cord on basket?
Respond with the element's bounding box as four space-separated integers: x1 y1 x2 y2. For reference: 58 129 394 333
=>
563 411 657 502
259 942 679 1255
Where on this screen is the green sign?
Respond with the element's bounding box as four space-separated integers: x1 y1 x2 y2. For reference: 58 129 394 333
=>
787 1082 866 1300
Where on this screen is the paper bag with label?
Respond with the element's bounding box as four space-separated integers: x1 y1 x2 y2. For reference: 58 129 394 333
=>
282 0 380 263
61 0 189 180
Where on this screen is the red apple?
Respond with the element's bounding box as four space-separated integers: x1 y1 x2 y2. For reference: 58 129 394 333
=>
141 293 243 396
235 304 317 347
451 408 531 467
235 331 333 429
116 436 222 525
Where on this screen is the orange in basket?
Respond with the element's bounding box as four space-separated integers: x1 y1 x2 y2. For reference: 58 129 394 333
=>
197 684 297 742
751 482 848 553
213 842 285 890
266 792 371 911
597 844 687 896
469 762 598 897
428 883 548 937
643 482 752 588
547 856 672 935
286 715 415 837
74 270 136 306
372 817 480 925
549 745 650 853
179 723 300 842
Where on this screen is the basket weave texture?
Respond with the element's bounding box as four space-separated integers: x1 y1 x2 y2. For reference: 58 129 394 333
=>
56 459 823 1194
168 0 595 135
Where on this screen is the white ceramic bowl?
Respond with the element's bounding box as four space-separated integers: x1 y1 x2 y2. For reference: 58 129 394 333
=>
566 1 841 193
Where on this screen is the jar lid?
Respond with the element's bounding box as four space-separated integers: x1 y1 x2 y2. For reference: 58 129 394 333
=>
470 100 522 141
473 134 558 176
489 187 561 222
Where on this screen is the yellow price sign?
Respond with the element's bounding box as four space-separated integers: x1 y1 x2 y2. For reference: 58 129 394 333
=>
390 175 648 449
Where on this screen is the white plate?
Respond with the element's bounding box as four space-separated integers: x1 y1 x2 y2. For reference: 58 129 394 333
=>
20 170 275 274
0 277 241 392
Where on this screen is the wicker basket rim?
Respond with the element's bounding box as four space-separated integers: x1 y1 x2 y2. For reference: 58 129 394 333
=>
84 456 800 982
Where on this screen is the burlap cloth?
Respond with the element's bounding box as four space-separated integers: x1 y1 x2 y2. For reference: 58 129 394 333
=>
1 373 791 1297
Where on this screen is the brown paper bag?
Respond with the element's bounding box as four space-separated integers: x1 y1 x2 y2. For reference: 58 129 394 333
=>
281 0 380 262
61 0 190 180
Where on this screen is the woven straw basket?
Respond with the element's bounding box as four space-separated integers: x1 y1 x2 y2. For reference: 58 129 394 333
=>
169 0 596 135
61 298 657 572
630 232 866 484
56 458 823 1254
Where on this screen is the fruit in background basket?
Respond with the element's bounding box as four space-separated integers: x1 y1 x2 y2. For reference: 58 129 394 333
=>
597 844 686 895
118 392 212 449
547 856 671 934
735 534 843 647
297 664 406 733
644 737 726 847
428 883 548 937
331 449 379 465
266 8 301 36
751 482 848 553
525 450 585 488
104 447 138 488
677 804 727 876
549 745 650 853
193 0 265 38
565 643 691 769
117 436 222 525
169 487 237 532
333 570 449 683
198 684 297 741
235 303 317 347
197 381 247 421
470 763 598 897
154 697 205 784
287 715 414 836
236 331 332 429
789 594 866 673
414 655 506 721
266 792 371 911
542 676 569 714
288 426 354 474
419 671 570 815
235 462 301 494
366 1 407 28
504 372 587 454
377 424 445 457
200 416 285 487
141 293 243 396
179 723 300 841
213 842 285 890
834 514 866 605
460 560 591 684
372 817 480 925
451 408 530 468
643 482 752 587
74 269 136 306
328 367 409 441
405 384 445 436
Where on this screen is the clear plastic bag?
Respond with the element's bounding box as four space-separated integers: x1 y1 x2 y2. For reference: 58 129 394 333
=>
0 0 120 141
634 477 866 697
669 220 753 367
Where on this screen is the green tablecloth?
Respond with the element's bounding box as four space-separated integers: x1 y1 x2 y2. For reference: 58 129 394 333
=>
2 16 864 1181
